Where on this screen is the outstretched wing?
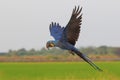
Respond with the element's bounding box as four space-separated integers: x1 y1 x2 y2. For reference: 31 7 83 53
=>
49 22 64 40
63 6 82 45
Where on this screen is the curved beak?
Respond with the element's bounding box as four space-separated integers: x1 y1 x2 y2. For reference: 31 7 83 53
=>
46 43 50 50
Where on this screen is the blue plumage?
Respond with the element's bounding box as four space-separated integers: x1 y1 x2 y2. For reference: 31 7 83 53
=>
49 22 64 40
46 6 102 71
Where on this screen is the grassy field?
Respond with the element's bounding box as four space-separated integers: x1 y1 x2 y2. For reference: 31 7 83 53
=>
0 62 120 80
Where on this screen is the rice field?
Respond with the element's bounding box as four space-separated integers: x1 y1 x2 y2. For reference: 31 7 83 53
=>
0 62 120 80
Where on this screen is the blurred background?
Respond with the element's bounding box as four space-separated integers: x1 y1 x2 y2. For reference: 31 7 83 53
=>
0 1 120 80
0 0 119 61
0 0 120 51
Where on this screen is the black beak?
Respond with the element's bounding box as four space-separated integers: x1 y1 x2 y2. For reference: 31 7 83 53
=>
46 43 50 50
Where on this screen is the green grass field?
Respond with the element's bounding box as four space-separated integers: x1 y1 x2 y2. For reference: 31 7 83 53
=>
0 62 120 80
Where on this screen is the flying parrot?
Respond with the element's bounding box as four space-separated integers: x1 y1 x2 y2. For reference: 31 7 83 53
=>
46 6 102 71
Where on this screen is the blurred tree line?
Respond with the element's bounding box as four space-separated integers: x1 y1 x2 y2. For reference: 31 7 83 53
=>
0 46 120 56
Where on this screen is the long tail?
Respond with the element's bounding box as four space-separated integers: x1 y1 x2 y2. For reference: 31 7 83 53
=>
75 51 103 71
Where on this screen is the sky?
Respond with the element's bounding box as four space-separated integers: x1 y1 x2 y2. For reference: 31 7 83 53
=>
0 0 120 52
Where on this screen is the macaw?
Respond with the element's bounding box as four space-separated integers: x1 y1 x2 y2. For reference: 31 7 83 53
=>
46 6 102 71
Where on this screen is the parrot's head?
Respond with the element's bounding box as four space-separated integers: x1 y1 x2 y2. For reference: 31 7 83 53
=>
46 40 56 49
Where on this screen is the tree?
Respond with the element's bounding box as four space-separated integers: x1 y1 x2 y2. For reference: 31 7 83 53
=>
16 48 27 56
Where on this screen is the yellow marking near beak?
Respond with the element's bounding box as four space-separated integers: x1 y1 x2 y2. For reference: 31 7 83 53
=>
50 43 54 47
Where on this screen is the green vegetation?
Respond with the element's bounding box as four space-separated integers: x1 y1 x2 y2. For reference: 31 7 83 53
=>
0 62 120 80
0 46 119 56
0 46 119 62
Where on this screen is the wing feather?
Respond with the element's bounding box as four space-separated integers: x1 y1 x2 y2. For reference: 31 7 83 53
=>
63 6 82 45
49 22 64 40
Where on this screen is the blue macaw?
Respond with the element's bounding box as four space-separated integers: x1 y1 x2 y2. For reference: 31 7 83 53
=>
46 6 102 71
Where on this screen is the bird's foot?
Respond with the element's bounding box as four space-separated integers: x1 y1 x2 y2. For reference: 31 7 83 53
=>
69 50 75 55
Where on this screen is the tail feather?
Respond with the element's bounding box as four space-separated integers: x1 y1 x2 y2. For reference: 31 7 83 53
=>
75 51 103 71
